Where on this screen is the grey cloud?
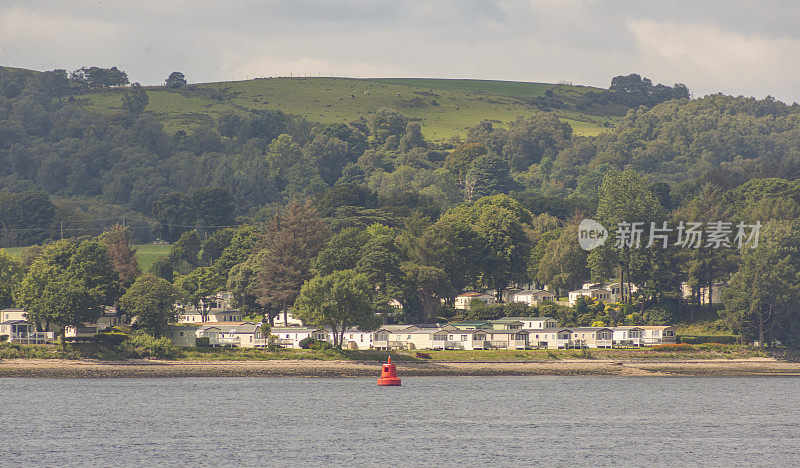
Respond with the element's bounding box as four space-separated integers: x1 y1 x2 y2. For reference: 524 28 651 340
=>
0 0 797 101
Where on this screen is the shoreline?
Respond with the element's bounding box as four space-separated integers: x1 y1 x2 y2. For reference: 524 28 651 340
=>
1 357 800 378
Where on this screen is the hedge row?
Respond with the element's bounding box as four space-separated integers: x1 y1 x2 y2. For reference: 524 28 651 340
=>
677 335 739 344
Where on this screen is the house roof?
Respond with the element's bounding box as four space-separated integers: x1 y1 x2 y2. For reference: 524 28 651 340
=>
451 320 489 326
456 292 494 298
0 319 31 325
504 316 557 322
510 289 553 296
378 325 414 332
569 327 612 333
524 327 573 333
481 329 529 335
166 324 202 330
233 323 260 334
197 321 246 326
269 327 321 334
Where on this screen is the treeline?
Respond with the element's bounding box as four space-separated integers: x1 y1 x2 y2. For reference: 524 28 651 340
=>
3 173 800 346
3 66 798 248
2 66 800 345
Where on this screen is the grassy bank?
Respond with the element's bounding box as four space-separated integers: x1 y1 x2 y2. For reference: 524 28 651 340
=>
1 342 771 362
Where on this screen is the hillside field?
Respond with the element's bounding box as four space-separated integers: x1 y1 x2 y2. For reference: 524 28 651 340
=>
1 245 169 273
78 77 619 140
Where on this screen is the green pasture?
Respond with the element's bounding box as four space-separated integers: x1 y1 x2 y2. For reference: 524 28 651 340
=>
78 77 616 140
1 244 170 273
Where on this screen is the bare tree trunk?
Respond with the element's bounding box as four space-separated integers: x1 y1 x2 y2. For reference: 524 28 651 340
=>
758 310 765 348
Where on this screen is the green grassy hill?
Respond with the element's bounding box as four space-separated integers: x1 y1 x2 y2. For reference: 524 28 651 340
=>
78 77 620 140
1 245 169 273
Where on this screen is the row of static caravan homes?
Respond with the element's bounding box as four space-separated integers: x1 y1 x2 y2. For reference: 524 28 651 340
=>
166 322 374 349
373 320 676 350
165 314 676 351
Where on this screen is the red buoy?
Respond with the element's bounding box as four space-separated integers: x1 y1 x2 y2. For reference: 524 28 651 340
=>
377 356 401 386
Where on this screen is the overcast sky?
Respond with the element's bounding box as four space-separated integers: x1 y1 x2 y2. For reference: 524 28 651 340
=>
1 0 799 102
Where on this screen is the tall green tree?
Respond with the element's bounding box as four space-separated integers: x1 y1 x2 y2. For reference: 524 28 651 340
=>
535 224 588 297
256 200 329 323
14 238 117 349
723 221 800 346
165 72 187 89
167 230 201 274
0 250 23 308
121 83 149 116
227 251 276 323
293 269 379 347
592 170 665 302
174 267 223 322
399 262 453 322
119 274 178 337
467 195 533 300
191 186 235 238
100 225 141 289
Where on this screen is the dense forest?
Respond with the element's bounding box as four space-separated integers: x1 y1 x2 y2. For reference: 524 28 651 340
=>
1 66 800 346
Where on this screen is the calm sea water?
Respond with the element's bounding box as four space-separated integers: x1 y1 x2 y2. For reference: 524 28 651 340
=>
1 376 799 466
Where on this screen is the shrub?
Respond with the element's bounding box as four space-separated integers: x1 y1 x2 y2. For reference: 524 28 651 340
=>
124 333 177 359
299 337 316 349
195 337 211 348
698 343 728 351
652 343 697 352
678 335 738 345
93 332 128 345
0 335 7 342
311 340 333 351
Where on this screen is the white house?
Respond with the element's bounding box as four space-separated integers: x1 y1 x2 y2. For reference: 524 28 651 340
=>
527 328 573 349
269 327 327 349
612 326 644 347
65 307 123 338
486 319 524 330
569 327 613 348
507 317 559 330
681 282 726 305
481 329 530 349
374 325 415 350
65 325 100 339
391 326 450 350
639 326 677 345
508 289 556 307
273 310 304 327
0 308 27 323
582 282 637 302
336 328 376 350
178 310 242 323
166 324 200 347
178 291 241 323
568 288 613 306
454 292 497 310
0 309 55 344
443 329 490 350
